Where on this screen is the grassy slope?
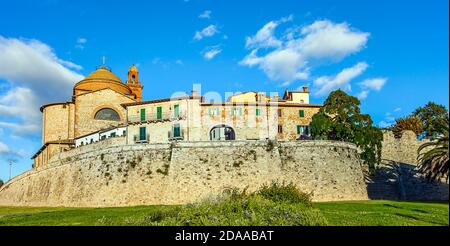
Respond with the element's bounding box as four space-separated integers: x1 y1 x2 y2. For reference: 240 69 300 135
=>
0 200 448 226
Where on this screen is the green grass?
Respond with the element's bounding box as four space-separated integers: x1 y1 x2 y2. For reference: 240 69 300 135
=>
0 200 447 226
315 200 449 226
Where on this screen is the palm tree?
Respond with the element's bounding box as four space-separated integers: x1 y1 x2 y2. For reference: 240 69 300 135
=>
417 119 449 182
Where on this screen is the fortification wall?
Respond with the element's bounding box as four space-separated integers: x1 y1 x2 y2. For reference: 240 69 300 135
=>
381 130 428 165
0 139 368 207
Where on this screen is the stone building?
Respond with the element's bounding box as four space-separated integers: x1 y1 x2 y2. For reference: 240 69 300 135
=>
32 65 143 168
32 64 321 167
122 87 321 144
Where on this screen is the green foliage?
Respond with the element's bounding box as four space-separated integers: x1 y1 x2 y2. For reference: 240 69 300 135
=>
413 102 449 137
257 182 312 207
0 179 3 188
418 120 449 182
0 201 448 226
140 184 323 226
310 90 383 170
392 116 424 138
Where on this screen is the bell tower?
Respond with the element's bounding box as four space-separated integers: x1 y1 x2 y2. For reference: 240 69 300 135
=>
126 64 143 101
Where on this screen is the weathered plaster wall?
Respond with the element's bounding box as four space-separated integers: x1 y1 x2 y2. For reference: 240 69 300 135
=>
0 140 368 207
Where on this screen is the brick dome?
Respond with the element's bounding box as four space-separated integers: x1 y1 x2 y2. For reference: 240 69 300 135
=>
73 67 133 96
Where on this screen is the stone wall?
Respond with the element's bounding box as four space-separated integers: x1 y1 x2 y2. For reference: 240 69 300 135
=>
0 139 368 207
381 130 428 165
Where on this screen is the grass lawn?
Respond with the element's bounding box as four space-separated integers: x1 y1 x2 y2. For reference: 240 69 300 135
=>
0 200 447 226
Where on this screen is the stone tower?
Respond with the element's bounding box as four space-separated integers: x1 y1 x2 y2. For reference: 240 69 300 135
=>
126 65 143 101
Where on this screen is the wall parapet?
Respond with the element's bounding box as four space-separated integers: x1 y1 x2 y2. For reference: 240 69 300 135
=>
0 139 368 207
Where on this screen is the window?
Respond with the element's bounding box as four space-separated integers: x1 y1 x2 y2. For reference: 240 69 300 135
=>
278 125 283 133
110 132 116 138
140 109 146 121
299 110 305 118
95 108 120 121
173 105 180 118
157 106 162 120
278 109 282 117
230 107 243 116
297 125 310 136
90 139 94 144
139 127 146 141
173 124 181 138
208 108 220 116
256 108 261 116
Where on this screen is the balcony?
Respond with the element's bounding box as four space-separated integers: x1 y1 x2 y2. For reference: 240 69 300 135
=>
128 112 186 124
133 134 150 144
168 129 185 141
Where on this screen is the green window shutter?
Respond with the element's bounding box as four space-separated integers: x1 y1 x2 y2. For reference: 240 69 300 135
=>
297 125 301 134
239 108 243 116
208 108 211 115
139 127 146 141
140 109 146 121
256 108 261 116
299 110 305 118
174 105 180 117
173 124 181 138
157 107 162 120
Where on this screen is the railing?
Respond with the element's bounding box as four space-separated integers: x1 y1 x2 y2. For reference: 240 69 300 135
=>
128 112 186 123
134 134 151 143
168 129 185 141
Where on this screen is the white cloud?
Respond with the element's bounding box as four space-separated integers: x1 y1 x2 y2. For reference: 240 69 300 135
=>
245 15 293 50
0 141 9 154
0 36 84 136
241 48 308 84
194 25 219 40
203 46 222 60
357 90 369 100
199 10 212 19
175 59 184 65
313 62 368 96
294 20 369 61
378 121 394 128
240 18 370 86
394 107 402 112
359 78 387 91
75 37 87 50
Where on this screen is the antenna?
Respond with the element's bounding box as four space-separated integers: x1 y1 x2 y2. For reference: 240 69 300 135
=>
8 159 16 181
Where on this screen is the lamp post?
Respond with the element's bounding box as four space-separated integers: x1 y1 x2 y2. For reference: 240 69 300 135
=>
8 159 13 181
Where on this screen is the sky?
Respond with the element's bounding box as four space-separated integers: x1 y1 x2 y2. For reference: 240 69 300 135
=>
0 0 448 181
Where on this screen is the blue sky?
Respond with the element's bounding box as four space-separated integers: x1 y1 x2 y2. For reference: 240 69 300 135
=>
0 0 448 181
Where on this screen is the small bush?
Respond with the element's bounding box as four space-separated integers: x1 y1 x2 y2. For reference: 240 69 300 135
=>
257 182 313 207
0 179 3 188
133 183 325 226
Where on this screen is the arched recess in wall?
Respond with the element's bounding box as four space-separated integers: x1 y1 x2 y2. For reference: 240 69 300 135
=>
210 125 236 141
94 108 121 121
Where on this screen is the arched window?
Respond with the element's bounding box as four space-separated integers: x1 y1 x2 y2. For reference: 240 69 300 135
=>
95 108 120 121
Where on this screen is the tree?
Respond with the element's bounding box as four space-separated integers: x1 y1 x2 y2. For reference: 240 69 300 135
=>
413 102 449 138
0 179 3 188
310 90 383 171
417 120 449 182
392 116 424 138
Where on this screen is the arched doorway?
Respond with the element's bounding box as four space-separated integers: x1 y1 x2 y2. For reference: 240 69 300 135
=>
210 125 236 141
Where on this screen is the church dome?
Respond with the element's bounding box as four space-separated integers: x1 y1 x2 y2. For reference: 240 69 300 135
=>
73 67 133 96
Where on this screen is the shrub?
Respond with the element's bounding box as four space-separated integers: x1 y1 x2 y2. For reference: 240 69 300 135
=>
257 182 312 207
0 179 3 188
129 184 326 226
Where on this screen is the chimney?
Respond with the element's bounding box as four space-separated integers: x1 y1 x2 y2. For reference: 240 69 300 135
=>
302 86 309 93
